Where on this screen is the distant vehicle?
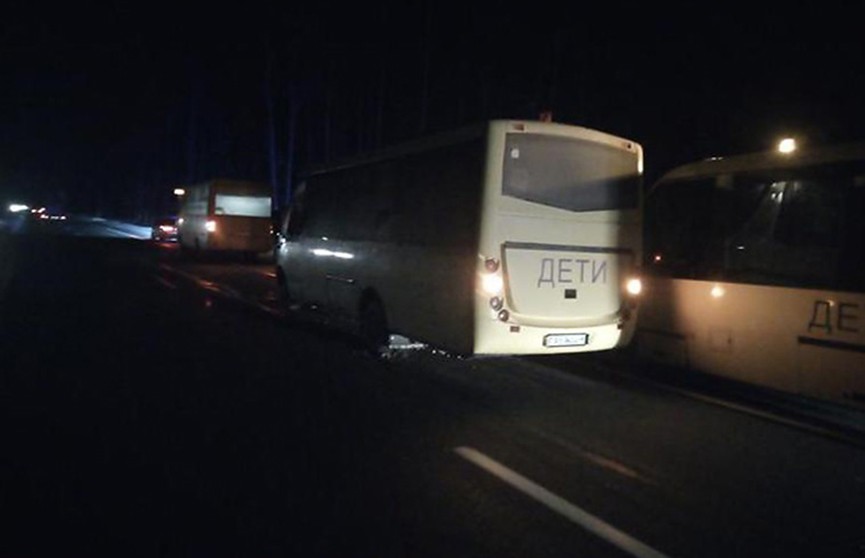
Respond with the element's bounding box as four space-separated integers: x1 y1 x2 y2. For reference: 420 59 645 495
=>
151 217 178 242
637 142 865 409
275 119 644 356
29 207 66 222
177 179 273 257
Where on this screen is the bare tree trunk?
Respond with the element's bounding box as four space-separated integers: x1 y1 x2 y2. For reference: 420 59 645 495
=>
324 66 333 162
185 86 198 183
285 83 299 205
375 49 387 148
264 55 279 199
372 6 389 148
418 1 432 134
357 86 365 154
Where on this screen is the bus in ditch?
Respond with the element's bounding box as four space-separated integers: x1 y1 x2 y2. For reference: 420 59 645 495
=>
177 179 273 258
637 141 865 408
275 119 644 355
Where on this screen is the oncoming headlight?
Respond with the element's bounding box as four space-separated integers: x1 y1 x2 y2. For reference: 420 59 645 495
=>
205 220 217 233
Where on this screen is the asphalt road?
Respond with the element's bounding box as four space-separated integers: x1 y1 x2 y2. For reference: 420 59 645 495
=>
2 228 865 557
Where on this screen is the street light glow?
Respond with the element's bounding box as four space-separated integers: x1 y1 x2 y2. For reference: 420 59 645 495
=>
173 188 186 196
8 203 30 213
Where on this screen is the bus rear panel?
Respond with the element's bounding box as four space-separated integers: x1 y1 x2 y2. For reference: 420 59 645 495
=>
179 179 273 255
474 121 643 354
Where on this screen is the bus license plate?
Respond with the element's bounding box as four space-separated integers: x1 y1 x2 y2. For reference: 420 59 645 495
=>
544 333 589 347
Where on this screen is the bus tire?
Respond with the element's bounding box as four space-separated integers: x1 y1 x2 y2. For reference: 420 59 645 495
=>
359 296 390 358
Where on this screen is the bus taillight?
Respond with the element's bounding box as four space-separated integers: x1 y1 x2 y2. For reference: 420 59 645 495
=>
481 273 503 296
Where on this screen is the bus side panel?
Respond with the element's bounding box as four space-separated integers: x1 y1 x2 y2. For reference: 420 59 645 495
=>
639 278 865 407
282 134 484 355
281 235 327 308
357 243 476 355
283 236 476 355
635 278 691 368
796 290 865 406
664 280 800 392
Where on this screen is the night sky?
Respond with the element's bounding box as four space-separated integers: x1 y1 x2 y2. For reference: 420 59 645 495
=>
2 3 863 219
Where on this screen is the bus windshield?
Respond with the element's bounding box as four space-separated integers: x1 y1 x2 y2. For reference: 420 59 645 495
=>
502 133 640 212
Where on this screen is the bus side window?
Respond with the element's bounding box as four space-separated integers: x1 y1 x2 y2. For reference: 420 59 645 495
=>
770 177 845 288
838 174 865 292
723 177 782 282
645 179 717 278
774 180 844 249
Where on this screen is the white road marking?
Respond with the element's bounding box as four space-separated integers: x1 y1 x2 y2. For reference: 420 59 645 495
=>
158 264 284 318
527 428 653 485
454 446 672 558
153 275 178 290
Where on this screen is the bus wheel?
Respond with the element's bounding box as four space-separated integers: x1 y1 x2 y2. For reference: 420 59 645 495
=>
359 297 390 358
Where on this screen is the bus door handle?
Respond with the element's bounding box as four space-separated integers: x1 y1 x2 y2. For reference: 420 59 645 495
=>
326 274 356 285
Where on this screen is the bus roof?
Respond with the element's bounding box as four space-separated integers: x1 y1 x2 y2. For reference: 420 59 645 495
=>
654 142 865 186
300 119 640 179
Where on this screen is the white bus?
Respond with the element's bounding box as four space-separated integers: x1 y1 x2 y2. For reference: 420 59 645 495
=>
178 179 273 258
275 120 643 355
637 143 865 408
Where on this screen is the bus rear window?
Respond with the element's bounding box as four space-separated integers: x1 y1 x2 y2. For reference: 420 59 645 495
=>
214 194 272 217
502 134 640 212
